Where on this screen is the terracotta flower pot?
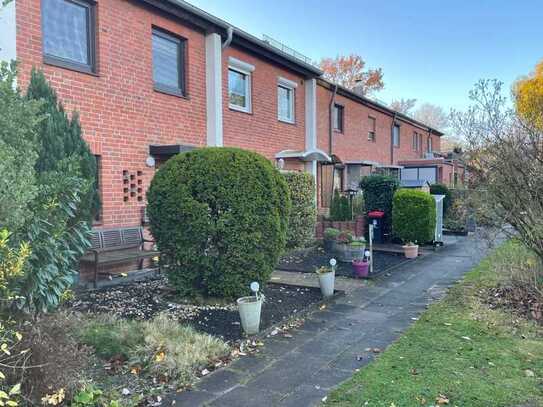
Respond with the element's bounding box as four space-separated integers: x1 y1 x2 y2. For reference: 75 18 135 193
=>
402 244 419 259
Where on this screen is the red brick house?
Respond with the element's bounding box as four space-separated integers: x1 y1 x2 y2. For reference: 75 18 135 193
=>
0 0 444 227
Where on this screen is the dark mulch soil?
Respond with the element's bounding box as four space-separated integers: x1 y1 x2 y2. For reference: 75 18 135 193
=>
67 276 322 342
278 246 411 278
485 283 543 324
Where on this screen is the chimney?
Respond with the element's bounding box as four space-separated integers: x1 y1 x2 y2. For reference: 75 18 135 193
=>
352 78 364 96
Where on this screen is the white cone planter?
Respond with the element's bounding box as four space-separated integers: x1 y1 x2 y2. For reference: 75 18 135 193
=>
317 269 335 298
237 296 263 335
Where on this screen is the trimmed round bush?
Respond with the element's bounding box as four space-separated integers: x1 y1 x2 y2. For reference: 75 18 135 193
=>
392 189 436 244
282 171 316 249
147 147 291 298
429 183 453 215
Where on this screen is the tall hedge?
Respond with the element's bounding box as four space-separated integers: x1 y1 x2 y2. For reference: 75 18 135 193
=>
392 189 436 244
282 171 316 248
147 148 291 298
360 174 399 235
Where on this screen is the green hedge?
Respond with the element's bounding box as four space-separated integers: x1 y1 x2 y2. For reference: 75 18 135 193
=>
360 175 399 234
147 147 290 298
429 183 453 215
392 189 436 244
282 171 316 248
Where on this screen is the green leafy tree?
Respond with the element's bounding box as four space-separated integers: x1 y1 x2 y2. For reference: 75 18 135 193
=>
26 69 99 222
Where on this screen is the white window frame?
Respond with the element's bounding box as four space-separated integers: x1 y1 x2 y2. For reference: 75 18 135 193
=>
277 76 297 124
228 57 255 113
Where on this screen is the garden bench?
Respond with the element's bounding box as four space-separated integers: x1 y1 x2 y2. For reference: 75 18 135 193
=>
80 227 159 287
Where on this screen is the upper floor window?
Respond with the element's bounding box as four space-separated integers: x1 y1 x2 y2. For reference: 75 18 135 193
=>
368 116 376 141
427 135 433 152
333 104 344 132
393 124 400 147
228 57 255 113
152 28 185 96
412 132 419 150
277 77 297 123
41 0 96 73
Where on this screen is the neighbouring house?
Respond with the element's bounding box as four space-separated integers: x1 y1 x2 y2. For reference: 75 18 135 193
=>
399 155 466 188
0 0 444 278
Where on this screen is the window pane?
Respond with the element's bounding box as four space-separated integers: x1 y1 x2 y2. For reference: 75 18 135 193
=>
393 125 400 146
229 69 248 108
153 33 180 89
42 0 89 65
419 167 437 183
401 168 418 180
278 86 292 120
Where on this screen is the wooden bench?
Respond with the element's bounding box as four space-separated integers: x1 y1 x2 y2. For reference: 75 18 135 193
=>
80 227 160 287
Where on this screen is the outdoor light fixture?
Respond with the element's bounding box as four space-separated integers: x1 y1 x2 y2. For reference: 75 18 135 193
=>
145 156 156 168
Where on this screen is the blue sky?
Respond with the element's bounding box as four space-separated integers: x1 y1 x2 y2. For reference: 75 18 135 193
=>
188 0 542 111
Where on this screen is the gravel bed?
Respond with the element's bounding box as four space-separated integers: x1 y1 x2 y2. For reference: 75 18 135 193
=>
67 276 322 342
277 246 412 278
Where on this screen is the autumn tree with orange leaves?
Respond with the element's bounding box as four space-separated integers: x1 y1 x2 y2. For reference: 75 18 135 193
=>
318 54 384 96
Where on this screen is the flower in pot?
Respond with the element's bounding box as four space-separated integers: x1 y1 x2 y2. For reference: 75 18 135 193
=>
323 227 340 253
316 259 336 297
237 282 265 335
402 241 419 259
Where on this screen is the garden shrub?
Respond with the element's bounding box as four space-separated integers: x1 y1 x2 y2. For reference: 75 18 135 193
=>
323 228 341 241
282 171 316 248
147 147 290 298
329 189 351 221
429 183 453 215
360 175 399 234
351 194 365 217
392 189 436 244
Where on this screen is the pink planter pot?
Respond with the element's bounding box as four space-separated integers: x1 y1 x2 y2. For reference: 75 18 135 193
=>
352 260 369 278
402 245 419 259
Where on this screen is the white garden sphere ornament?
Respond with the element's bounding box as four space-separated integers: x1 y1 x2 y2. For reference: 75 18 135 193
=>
250 281 260 294
329 258 337 267
364 250 371 258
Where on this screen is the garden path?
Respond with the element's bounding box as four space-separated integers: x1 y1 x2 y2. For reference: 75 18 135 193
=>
168 233 493 407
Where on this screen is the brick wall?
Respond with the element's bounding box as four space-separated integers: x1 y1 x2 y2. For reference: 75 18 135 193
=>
316 84 441 165
17 0 208 227
222 47 306 160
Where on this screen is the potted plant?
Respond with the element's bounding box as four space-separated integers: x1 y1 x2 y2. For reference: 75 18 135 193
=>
323 227 340 252
352 256 369 278
237 282 264 335
334 231 353 262
316 259 336 297
402 242 419 259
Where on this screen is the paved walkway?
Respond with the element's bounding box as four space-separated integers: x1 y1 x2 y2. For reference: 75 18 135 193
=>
168 234 493 407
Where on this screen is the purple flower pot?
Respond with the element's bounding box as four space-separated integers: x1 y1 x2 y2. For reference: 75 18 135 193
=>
352 260 369 278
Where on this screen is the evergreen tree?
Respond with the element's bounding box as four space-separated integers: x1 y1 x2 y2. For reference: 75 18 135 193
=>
26 69 99 222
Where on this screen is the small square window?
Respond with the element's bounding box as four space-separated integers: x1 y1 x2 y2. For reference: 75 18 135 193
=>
393 124 400 147
368 116 376 141
229 68 251 112
41 0 96 73
278 85 295 123
333 104 344 132
152 28 185 96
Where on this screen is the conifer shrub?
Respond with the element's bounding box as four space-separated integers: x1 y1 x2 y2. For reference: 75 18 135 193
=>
281 171 316 248
147 148 290 298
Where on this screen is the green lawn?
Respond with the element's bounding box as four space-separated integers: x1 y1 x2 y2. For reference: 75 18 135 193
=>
325 241 543 407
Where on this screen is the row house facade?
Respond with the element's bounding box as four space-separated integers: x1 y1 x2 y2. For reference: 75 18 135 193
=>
1 0 444 229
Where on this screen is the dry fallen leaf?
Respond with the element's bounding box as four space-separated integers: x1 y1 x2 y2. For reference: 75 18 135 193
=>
525 369 535 377
436 394 449 405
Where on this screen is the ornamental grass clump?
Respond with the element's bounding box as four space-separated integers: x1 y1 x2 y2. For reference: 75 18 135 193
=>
147 147 290 298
